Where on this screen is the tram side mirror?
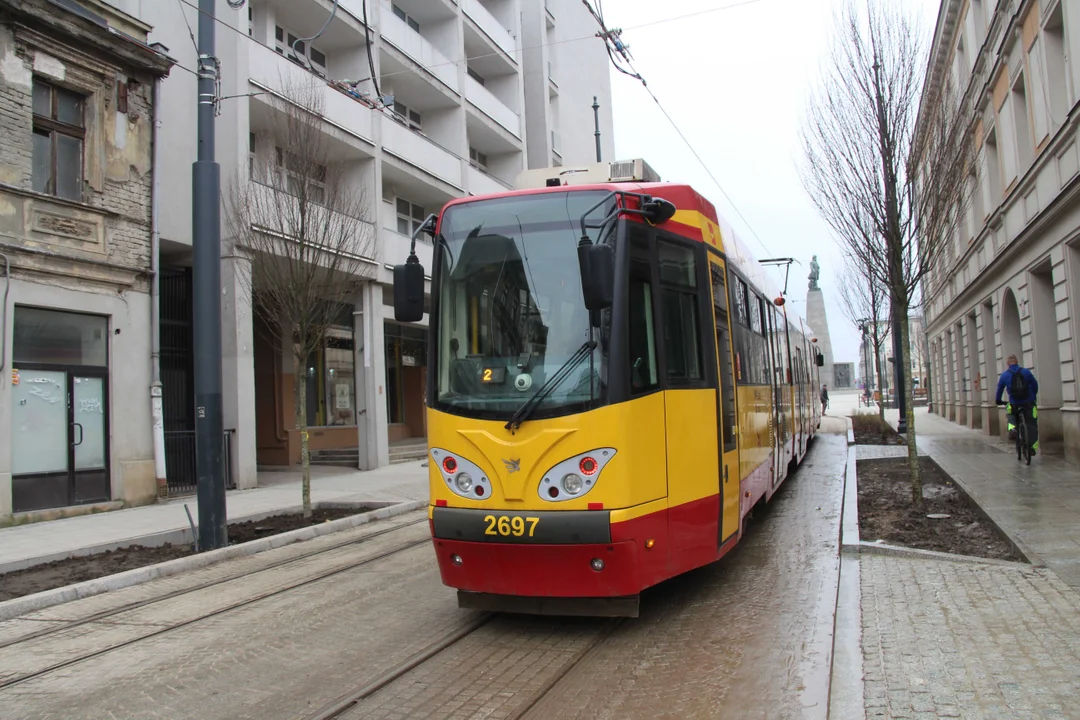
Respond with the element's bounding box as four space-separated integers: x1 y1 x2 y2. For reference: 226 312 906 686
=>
816 353 825 367
393 259 425 322
578 242 614 311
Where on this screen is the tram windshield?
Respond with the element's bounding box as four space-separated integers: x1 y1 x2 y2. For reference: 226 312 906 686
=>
433 191 615 420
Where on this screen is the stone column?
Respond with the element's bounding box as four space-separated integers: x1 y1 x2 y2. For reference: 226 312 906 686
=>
221 250 257 489
355 282 389 469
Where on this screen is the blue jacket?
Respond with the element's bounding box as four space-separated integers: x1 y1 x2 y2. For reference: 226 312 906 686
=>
996 364 1038 406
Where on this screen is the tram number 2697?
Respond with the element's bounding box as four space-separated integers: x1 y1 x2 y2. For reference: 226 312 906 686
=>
484 514 539 537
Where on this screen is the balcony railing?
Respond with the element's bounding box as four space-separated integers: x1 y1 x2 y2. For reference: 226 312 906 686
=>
465 75 520 137
461 0 515 58
467 164 512 196
381 115 464 188
379 0 459 92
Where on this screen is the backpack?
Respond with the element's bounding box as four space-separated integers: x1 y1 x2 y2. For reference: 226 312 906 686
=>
1010 368 1028 398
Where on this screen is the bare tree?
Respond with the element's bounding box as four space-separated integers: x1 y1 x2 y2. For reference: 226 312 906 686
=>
227 76 375 517
800 0 972 506
837 252 890 421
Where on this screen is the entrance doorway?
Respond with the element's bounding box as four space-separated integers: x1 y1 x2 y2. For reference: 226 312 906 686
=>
11 307 110 512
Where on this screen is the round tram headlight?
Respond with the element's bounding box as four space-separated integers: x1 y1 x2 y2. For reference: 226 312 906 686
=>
455 472 473 493
562 473 583 495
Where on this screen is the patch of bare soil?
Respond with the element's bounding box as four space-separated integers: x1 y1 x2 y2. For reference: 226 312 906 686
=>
851 414 906 445
857 457 1023 562
0 507 370 602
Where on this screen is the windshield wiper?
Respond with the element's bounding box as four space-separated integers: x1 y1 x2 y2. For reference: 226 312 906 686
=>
505 340 596 431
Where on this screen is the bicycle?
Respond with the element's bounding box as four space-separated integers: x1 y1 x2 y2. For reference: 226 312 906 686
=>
1001 401 1032 465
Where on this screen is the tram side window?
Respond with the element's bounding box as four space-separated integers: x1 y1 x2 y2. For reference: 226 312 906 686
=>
711 264 738 453
628 225 658 394
657 239 701 384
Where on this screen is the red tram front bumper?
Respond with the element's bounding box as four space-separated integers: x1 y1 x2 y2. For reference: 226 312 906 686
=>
432 538 641 598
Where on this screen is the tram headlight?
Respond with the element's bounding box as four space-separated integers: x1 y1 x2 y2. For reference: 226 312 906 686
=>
539 448 617 502
455 472 473 493
561 473 583 495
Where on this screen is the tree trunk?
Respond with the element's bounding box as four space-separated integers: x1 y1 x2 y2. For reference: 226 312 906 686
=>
873 339 886 422
295 361 312 519
899 312 921 508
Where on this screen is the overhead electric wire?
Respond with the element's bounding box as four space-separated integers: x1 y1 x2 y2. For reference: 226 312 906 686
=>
582 0 775 260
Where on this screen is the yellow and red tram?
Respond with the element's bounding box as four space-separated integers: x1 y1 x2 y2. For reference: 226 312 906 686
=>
392 159 823 617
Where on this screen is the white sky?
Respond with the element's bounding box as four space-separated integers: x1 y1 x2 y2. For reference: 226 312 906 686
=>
598 0 941 374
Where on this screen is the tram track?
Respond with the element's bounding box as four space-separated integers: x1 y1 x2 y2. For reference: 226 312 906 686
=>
0 515 428 651
0 526 431 691
302 614 627 720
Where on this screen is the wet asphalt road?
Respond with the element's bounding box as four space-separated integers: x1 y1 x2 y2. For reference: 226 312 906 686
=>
0 434 847 720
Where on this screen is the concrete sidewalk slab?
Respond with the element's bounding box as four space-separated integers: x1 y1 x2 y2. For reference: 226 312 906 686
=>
0 461 429 573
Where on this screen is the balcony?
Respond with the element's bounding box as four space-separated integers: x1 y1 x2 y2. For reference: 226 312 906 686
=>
466 164 511 196
379 0 459 92
380 114 463 189
461 0 515 59
465 75 520 137
248 41 374 145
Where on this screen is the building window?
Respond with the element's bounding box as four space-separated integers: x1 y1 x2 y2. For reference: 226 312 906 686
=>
1011 72 1033 169
392 3 420 32
248 131 256 176
1043 3 1069 128
275 146 326 204
248 2 253 36
385 322 427 427
392 101 422 132
396 197 426 235
469 146 488 171
297 321 356 427
275 25 327 76
32 79 85 201
466 66 485 85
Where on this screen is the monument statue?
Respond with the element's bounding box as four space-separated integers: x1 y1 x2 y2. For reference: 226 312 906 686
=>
808 255 820 291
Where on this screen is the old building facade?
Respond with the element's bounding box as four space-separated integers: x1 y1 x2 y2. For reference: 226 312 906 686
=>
921 0 1080 460
0 0 172 520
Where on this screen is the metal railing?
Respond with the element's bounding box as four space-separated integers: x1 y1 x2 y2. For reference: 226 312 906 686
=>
164 429 236 496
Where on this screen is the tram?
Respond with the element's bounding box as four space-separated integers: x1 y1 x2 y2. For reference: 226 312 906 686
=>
392 158 823 617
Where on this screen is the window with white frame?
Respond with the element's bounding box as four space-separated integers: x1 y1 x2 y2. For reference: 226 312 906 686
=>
276 146 326 204
392 100 422 132
396 197 426 236
275 25 327 76
1027 36 1050 145
997 91 1018 187
1042 3 1069 129
1010 72 1033 169
392 3 420 32
469 146 487 171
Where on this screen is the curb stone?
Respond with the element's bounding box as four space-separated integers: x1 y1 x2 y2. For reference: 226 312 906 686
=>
828 438 866 720
842 539 1037 568
0 500 427 623
0 500 399 575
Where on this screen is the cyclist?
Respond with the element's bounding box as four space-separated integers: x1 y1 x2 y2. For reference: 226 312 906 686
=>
995 354 1039 455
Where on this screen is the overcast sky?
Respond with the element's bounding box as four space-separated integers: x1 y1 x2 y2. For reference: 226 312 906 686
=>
598 0 940 379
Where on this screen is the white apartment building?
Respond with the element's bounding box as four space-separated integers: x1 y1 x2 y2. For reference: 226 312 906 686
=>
98 0 615 496
920 0 1080 460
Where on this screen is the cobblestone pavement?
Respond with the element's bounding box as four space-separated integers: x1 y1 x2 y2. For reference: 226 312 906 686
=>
861 554 1080 719
0 434 849 720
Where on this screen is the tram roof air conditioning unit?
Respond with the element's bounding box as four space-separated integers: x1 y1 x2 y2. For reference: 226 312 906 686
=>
514 158 662 190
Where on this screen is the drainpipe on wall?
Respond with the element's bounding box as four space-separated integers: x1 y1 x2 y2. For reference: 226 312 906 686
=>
150 71 167 500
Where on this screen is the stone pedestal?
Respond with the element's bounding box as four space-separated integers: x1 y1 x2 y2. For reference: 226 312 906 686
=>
805 288 834 390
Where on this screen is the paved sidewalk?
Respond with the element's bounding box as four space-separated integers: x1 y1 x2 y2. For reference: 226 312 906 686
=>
881 408 1080 590
0 461 429 572
860 553 1080 719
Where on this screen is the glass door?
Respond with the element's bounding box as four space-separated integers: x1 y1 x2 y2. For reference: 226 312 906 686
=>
73 375 109 504
11 370 70 511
